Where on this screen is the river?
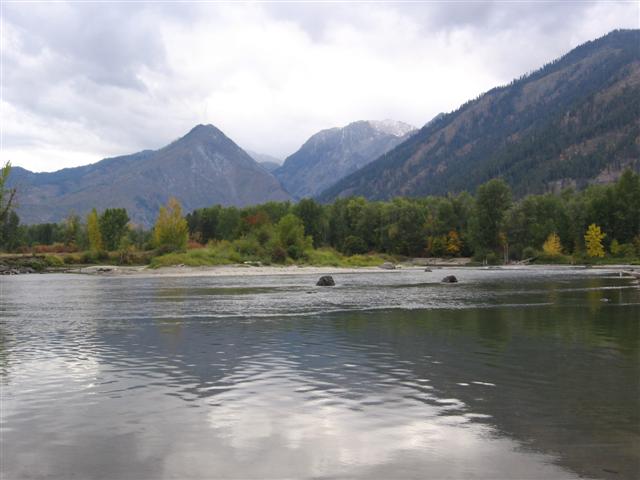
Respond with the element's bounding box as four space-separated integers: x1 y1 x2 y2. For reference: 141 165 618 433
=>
1 267 638 479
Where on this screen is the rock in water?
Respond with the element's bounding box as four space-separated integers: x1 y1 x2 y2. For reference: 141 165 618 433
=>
424 268 432 272
441 275 458 283
316 276 335 286
379 262 396 270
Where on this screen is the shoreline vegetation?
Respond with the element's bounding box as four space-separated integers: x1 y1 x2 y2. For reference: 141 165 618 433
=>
1 164 639 274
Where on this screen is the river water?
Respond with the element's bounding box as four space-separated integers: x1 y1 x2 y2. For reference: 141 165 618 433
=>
1 267 638 479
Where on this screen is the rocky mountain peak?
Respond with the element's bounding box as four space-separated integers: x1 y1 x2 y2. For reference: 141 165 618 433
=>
366 119 416 137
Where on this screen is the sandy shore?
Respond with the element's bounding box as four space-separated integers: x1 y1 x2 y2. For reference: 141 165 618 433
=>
74 264 406 277
69 262 638 278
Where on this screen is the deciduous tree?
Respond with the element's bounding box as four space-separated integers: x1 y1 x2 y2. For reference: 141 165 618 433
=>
542 233 562 256
584 223 606 258
154 197 189 252
87 208 103 252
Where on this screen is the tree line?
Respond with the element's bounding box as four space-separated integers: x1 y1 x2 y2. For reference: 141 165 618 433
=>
1 160 639 264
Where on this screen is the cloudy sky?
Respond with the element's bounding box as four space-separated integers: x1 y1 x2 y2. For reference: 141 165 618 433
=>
1 1 637 172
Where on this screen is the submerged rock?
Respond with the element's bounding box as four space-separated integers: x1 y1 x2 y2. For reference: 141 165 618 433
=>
316 275 335 286
441 275 458 283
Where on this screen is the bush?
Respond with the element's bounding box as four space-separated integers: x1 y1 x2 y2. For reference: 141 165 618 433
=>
522 247 538 260
536 253 573 264
63 253 84 265
235 237 262 258
33 243 71 254
343 235 367 255
44 255 64 267
270 245 287 264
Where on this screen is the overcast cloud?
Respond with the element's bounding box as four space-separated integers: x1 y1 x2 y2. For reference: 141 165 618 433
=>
1 1 637 172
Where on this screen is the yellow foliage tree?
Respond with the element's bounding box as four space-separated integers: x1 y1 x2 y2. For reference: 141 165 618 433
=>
87 208 103 252
154 197 189 252
446 230 462 256
542 232 562 256
584 223 606 258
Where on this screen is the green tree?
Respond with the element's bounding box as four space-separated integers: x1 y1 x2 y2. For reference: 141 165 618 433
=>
471 178 512 254
584 223 606 258
154 197 189 252
63 214 82 249
87 208 103 252
0 161 16 225
0 211 21 251
612 170 640 243
275 213 312 260
99 208 130 251
293 198 327 247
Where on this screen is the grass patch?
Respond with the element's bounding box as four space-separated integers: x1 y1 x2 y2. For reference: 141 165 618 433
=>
297 248 392 267
149 241 244 268
150 244 394 268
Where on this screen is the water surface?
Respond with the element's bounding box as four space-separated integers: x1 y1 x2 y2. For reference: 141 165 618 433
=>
1 268 638 479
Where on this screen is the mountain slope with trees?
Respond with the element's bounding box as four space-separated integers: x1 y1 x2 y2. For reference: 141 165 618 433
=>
8 125 291 227
320 29 640 202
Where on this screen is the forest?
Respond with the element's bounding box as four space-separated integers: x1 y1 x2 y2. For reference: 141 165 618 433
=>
1 164 639 267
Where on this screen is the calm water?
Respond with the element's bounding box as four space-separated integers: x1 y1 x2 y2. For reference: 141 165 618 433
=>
1 268 638 479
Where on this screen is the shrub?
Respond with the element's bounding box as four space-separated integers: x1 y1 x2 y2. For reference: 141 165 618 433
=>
270 245 287 264
343 235 367 255
44 255 64 267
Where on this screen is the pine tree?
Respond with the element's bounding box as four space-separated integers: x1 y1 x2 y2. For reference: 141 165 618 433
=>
87 208 103 252
584 224 606 258
542 232 562 256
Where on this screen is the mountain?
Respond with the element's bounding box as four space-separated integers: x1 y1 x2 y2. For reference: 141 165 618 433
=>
274 119 416 199
258 161 281 173
247 150 282 172
320 29 640 202
9 124 291 226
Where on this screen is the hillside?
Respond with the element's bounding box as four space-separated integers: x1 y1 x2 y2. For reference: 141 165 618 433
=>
9 125 291 226
274 120 416 199
320 29 640 201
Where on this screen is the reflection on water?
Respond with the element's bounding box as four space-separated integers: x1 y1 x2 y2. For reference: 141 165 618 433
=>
1 268 638 479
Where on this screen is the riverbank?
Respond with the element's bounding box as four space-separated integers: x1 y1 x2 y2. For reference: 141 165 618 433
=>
59 262 640 278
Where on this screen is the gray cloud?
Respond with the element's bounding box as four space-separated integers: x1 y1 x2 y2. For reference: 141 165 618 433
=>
1 1 637 172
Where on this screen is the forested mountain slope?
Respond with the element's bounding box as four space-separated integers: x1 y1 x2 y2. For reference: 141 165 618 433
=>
320 29 640 201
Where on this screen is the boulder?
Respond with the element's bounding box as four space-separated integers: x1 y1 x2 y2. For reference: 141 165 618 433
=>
424 268 432 272
316 275 335 286
441 275 458 283
379 262 396 270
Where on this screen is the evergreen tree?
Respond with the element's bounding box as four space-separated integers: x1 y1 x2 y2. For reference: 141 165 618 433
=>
471 178 512 254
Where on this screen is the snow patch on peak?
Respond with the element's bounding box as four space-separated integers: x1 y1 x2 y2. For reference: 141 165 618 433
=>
367 119 416 137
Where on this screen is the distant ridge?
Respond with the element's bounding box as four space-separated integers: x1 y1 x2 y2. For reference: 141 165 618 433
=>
274 119 416 199
9 124 291 226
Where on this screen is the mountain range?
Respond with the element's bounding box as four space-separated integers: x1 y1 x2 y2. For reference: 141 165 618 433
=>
9 125 291 227
7 29 639 226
